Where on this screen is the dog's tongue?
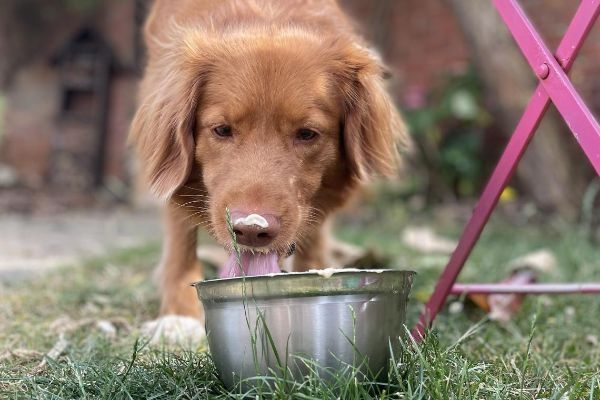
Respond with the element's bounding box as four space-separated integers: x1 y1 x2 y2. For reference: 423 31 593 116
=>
219 251 280 278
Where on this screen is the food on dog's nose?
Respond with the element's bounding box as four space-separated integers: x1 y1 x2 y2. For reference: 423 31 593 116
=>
233 213 269 228
230 211 280 247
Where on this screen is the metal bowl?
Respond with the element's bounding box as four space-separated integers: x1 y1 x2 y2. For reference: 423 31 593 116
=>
193 269 415 390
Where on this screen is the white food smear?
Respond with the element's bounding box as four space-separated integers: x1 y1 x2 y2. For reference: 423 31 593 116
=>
309 268 385 279
234 213 269 228
310 268 347 278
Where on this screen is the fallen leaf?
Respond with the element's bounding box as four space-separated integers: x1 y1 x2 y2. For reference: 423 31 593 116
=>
401 226 457 254
282 238 389 271
585 334 598 346
565 306 575 318
488 269 537 322
507 249 557 274
467 293 491 313
448 301 464 314
96 320 117 340
327 238 367 267
34 333 69 373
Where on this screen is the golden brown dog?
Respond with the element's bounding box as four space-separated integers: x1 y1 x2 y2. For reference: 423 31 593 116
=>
130 0 408 338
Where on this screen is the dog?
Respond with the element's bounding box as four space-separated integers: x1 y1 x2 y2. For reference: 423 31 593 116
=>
130 0 409 342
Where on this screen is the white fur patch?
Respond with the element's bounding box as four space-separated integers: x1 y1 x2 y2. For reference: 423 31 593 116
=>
234 213 269 228
140 315 205 347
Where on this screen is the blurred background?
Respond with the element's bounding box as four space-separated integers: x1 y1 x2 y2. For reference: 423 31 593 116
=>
3 3 600 393
0 0 599 218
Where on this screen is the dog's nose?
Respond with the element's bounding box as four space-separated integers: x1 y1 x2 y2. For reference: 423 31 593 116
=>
230 211 280 248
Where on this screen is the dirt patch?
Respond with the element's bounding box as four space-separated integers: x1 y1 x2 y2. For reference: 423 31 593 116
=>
0 207 160 282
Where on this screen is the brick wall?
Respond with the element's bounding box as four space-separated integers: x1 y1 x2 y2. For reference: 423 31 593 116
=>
0 0 138 192
1 0 599 200
340 0 470 108
340 0 600 115
1 64 58 188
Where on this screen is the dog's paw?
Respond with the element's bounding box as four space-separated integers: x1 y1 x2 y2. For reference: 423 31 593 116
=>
140 315 206 347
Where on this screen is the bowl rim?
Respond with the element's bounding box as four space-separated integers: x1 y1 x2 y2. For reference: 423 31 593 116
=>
193 269 416 302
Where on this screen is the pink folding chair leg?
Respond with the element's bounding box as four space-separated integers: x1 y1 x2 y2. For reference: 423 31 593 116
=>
493 0 600 175
412 0 600 340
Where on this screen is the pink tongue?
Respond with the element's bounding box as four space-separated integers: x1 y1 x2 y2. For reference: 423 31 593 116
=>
219 251 280 278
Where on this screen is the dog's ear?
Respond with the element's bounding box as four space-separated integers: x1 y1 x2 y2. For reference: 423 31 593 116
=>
333 44 410 183
129 36 211 200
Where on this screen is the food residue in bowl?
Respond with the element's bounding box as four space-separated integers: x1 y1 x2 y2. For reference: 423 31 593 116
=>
308 268 384 278
311 268 338 278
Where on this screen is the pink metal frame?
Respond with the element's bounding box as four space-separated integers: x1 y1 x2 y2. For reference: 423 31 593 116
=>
412 0 600 339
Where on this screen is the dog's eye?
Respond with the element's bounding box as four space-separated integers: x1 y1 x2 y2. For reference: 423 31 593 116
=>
212 125 232 138
296 128 319 142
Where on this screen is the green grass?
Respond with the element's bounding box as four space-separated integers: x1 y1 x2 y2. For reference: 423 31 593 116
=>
2 200 600 399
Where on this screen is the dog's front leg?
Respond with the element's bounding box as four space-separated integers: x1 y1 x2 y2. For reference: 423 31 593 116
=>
141 201 206 345
156 201 204 320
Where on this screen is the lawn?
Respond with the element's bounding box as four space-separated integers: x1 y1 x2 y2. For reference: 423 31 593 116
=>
1 197 599 399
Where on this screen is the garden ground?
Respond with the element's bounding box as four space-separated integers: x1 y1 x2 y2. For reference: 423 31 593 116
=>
1 197 599 399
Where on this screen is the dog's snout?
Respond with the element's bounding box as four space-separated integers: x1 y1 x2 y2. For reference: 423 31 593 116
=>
230 211 280 248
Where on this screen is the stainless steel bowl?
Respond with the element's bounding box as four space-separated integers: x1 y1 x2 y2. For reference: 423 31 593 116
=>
193 269 415 390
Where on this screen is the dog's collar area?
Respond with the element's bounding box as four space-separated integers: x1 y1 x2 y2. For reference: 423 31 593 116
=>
232 243 295 258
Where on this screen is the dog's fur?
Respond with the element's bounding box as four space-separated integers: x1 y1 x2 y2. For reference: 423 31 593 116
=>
130 0 408 325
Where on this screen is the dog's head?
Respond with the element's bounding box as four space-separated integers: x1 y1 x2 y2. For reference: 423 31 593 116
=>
130 27 408 271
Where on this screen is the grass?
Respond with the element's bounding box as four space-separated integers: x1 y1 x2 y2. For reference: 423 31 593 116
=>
1 197 600 399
